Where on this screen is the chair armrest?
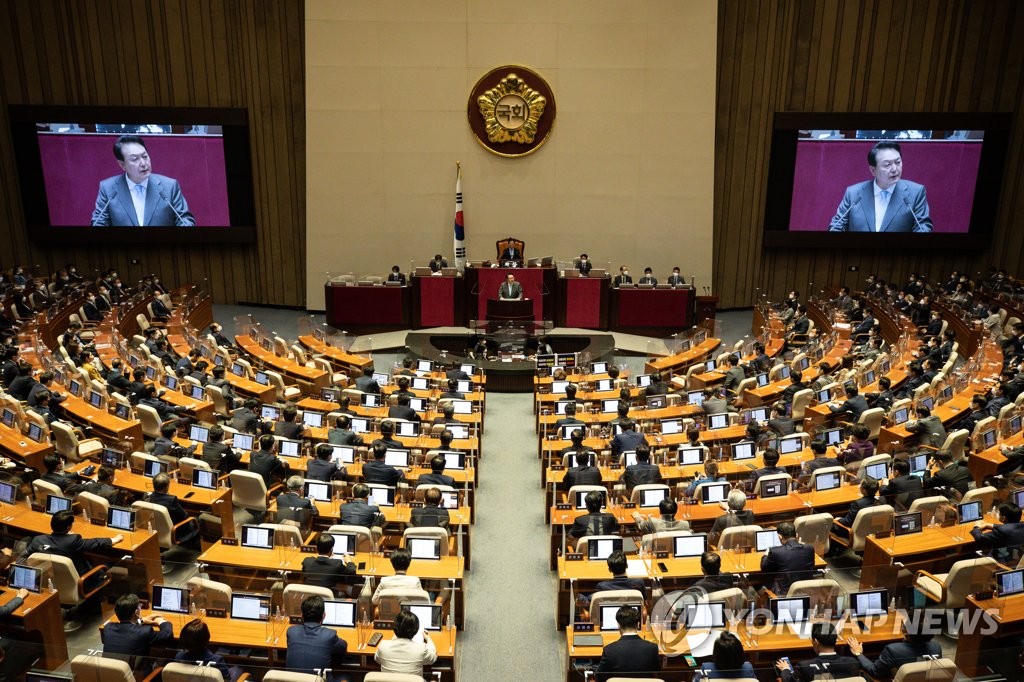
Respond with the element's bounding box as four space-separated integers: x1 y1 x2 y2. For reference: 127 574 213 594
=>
914 569 947 603
77 563 112 600
917 444 939 452
832 519 851 531
235 675 251 682
302 531 318 545
265 483 284 500
171 517 199 543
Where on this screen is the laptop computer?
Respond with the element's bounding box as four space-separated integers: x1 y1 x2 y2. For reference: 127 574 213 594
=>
755 529 781 552
699 483 731 504
586 537 623 561
407 537 442 560
673 533 708 558
240 525 274 549
193 469 219 490
731 441 756 461
151 584 189 614
8 564 41 593
230 593 271 621
639 488 668 508
894 511 923 536
107 506 136 531
996 569 1024 597
850 589 888 617
189 424 210 443
323 599 357 627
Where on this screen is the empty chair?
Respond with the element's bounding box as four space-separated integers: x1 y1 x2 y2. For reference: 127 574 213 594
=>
590 589 645 629
265 369 301 402
205 384 233 420
50 421 103 462
259 522 306 548
908 496 949 526
282 583 334 617
794 513 834 558
961 485 996 511
27 553 111 632
891 658 957 682
70 654 137 682
718 525 762 551
923 429 969 462
187 576 233 612
787 578 844 612
790 389 815 426
78 491 111 522
229 470 282 518
132 500 198 554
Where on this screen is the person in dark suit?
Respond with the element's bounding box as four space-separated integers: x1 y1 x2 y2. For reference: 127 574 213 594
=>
301 533 356 596
276 475 318 525
327 415 362 446
40 452 87 496
428 254 448 273
90 136 195 226
836 477 884 528
285 595 348 675
666 267 685 286
621 444 662 491
970 502 1024 561
6 362 36 401
388 394 421 423
208 321 234 349
777 622 862 682
787 305 810 341
923 451 972 497
371 420 406 451
569 491 618 540
595 605 659 681
564 450 603 491
354 366 381 393
637 267 657 285
200 425 242 474
852 308 876 337
173 619 239 682
880 458 923 510
81 292 104 322
576 254 593 275
409 486 450 529
612 266 633 288
138 384 190 423
847 627 941 680
827 142 932 233
364 442 406 486
274 404 307 440
610 419 647 460
829 383 869 423
417 454 456 489
760 521 815 594
645 371 671 398
83 465 122 505
248 434 289 487
439 378 465 400
148 472 200 545
102 593 174 669
307 443 347 482
780 369 807 406
745 448 786 493
105 359 132 395
498 273 523 299
709 490 755 546
686 552 735 596
553 403 585 434
697 631 755 679
340 483 385 529
19 509 124 578
499 242 523 262
386 265 407 285
595 550 646 593
230 400 260 436
798 440 842 489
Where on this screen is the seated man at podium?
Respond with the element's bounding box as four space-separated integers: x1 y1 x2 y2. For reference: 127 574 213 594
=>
499 242 523 263
429 254 448 273
498 273 523 300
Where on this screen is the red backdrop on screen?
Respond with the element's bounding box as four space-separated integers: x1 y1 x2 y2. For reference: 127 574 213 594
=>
38 133 230 226
788 140 981 233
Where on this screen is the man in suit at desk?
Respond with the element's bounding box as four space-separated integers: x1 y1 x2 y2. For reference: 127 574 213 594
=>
666 267 685 286
596 550 646 592
852 307 876 338
388 394 421 423
409 486 450 530
276 475 318 525
971 502 1024 561
610 419 647 460
554 403 584 434
638 267 657 285
760 521 815 594
565 450 602 491
429 254 448 272
20 510 124 589
387 265 406 285
827 141 932 233
354 366 381 394
595 605 660 681
91 135 195 226
777 622 862 682
364 442 406 486
148 472 200 545
632 498 690 534
498 273 523 300
722 355 746 398
418 455 455 489
576 254 592 275
302 533 356 596
40 453 87 496
846 627 941 680
685 551 734 595
500 242 523 262
745 448 786 492
905 404 946 450
621 444 662 491
230 398 260 434
274 404 307 440
569 491 619 541
285 595 348 676
612 266 632 288
780 369 807 407
201 425 242 474
701 387 732 416
249 434 289 488
923 450 972 498
340 483 385 530
829 383 868 423
306 443 346 483
102 593 173 670
880 458 923 510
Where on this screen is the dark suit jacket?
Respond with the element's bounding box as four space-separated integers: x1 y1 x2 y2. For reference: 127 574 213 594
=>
22 533 113 576
498 281 523 299
839 496 883 527
970 522 1024 554
611 430 647 458
790 315 810 335
410 504 450 529
596 634 660 681
387 272 407 285
569 512 619 539
828 179 932 232
363 460 405 486
856 640 941 679
760 539 815 593
248 450 286 486
230 408 259 434
830 394 868 422
417 472 455 488
612 275 633 287
91 173 195 226
781 653 862 681
924 461 972 496
285 622 348 674
102 620 174 659
881 475 924 509
780 382 808 405
564 465 603 490
276 491 318 523
354 375 381 393
622 463 662 490
388 405 420 422
595 576 646 593
301 555 357 592
307 458 345 482
577 261 593 275
202 441 242 473
340 499 384 528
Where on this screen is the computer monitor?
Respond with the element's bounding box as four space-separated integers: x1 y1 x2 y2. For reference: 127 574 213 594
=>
779 365 791 379
25 423 43 443
193 469 219 490
114 403 131 419
683 601 726 629
850 589 888 616
189 424 210 443
100 448 124 468
407 537 442 560
599 602 641 631
442 451 466 470
756 373 770 388
384 449 410 468
646 395 667 410
777 434 804 455
143 459 166 478
939 385 954 403
0 408 14 428
602 399 619 414
816 389 832 403
639 488 668 507
396 421 420 437
107 506 136 531
145 366 157 380
460 364 475 375
704 360 716 372
707 413 729 430
894 511 923 536
678 447 704 466
232 433 254 451
755 529 781 552
821 426 843 446
254 371 269 386
438 490 460 509
591 361 608 374
553 399 572 416
621 451 638 467
575 490 606 510
862 369 876 385
163 375 178 391
673 533 708 558
891 407 909 426
330 445 355 465
447 423 470 439
595 379 613 392
451 400 472 415
919 396 934 412
328 533 356 555
304 480 332 502
8 564 41 593
0 481 16 505
759 478 789 498
660 418 683 435
88 391 103 408
68 379 81 397
320 387 340 402
687 391 704 406
586 537 623 560
796 357 810 371
864 462 889 481
360 393 380 408
699 483 731 504
323 599 358 627
278 439 301 457
302 411 324 428
350 417 370 433
551 381 569 394
369 486 396 507
636 374 652 388
770 596 810 625
151 584 189 614
416 360 433 372
25 673 74 682
996 569 1024 597
372 372 390 386
240 525 274 549
410 397 427 412
1014 489 1024 509
260 404 280 420
981 429 997 449
731 441 756 461
814 471 842 492
230 593 271 621
744 407 768 424
230 362 245 376
909 453 928 474
45 494 72 515
957 500 983 524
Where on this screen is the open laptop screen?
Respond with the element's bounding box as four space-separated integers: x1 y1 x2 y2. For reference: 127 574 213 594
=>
8 564 41 593
683 601 726 629
755 529 781 552
152 584 189 614
323 599 357 627
894 511 923 536
586 537 622 561
230 593 271 621
673 533 708 558
770 596 810 624
699 483 730 504
851 589 888 617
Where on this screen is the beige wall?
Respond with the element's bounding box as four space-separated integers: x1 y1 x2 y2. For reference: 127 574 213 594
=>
305 0 717 310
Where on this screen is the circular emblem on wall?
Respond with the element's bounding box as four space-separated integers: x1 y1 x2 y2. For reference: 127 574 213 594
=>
468 66 556 157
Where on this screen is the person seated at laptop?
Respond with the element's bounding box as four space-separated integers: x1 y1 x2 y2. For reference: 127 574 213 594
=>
923 450 971 498
285 595 348 676
138 384 192 426
595 549 645 593
418 454 455 489
363 442 406 486
621 444 662 492
276 475 318 525
697 631 755 679
39 452 86 496
637 267 657 286
685 551 735 596
102 593 173 672
766 401 795 436
568 491 619 541
173 619 240 682
709 490 754 547
722 355 747 399
374 608 437 677
371 548 422 605
354 366 381 394
371 419 405 450
564 449 602 491
386 265 406 285
880 458 923 510
409 486 450 530
608 402 631 431
970 502 1024 562
431 403 460 427
340 483 386 531
797 440 841 490
274 404 307 440
610 419 647 460
83 465 122 505
837 423 874 471
846 625 941 681
595 605 660 682
307 443 347 482
780 369 807 406
148 472 200 546
201 424 241 474
828 478 883 549
632 497 690 534
554 402 585 433
20 510 124 588
388 393 421 423
301 533 356 596
866 375 895 412
760 521 815 594
957 394 990 435
248 434 290 488
776 622 861 681
685 459 726 498
230 398 260 434
327 415 362 447
701 387 730 416
644 372 670 397
428 254 448 273
561 428 595 464
744 447 785 493
439 378 465 400
828 383 868 423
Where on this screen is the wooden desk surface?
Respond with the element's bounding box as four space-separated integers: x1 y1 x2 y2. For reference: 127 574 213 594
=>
539 424 749 457
235 335 328 385
267 498 472 526
297 398 484 427
556 549 826 581
0 587 67 669
537 404 701 428
297 335 373 370
0 423 53 472
645 339 723 374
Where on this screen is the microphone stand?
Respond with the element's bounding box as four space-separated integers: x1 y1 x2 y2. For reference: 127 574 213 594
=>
828 197 861 231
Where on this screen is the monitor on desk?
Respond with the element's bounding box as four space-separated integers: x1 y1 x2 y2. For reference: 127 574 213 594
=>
777 434 804 455
302 411 324 428
816 389 832 403
141 459 166 478
25 673 74 682
636 374 652 388
770 596 810 625
323 599 357 627
891 407 909 426
575 490 606 510
230 362 245 376
919 396 935 412
595 379 613 392
260 404 280 420
88 390 103 408
448 423 470 439
189 424 210 443
330 445 355 465
779 365 791 380
997 569 1024 597
1008 414 1024 436
760 478 789 498
439 490 459 509
683 601 726 629
68 379 81 397
441 451 465 470
193 469 219 490
304 481 332 502
586 537 622 561
372 372 390 386
599 603 641 631
107 506 136 531
679 447 705 466
407 537 442 560
278 439 301 458
329 533 356 556
451 400 472 415
320 388 339 402
679 339 691 352
864 462 889 481
862 369 876 386
417 360 434 372
100 448 124 468
255 371 270 386
396 421 420 437
981 429 998 449
707 413 729 430
384 449 410 468
360 393 381 408
556 425 580 442
230 593 271 621
756 529 782 552
592 361 608 374
554 399 572 416
939 385 954 403
743 407 768 424
45 494 72 515
163 375 178 391
686 391 704 406
151 584 189 614
240 525 274 549
622 451 638 467
551 381 569 394
646 395 667 410
369 486 396 507
113 403 131 420
674 533 708 558
0 408 14 428
350 417 370 433
909 453 928 474
894 511 923 536
796 357 810 371
731 441 756 461
957 500 983 524
455 380 471 394
814 471 842 492
145 366 157 380
0 481 16 505
704 360 716 373
756 373 770 388
9 564 41 593
851 589 888 617
602 399 619 414
459 363 475 375
232 433 254 451
821 426 844 446
640 488 668 507
700 483 731 504
661 418 684 435
25 423 43 443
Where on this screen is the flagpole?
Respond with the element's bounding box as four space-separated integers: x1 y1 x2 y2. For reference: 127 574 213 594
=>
453 162 466 273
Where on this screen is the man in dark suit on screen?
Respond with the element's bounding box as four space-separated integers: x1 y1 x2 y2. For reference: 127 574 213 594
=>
827 141 932 233
91 135 195 226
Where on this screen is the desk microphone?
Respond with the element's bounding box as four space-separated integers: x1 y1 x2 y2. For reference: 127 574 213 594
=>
902 196 929 232
158 190 191 226
828 196 861 231
92 188 119 224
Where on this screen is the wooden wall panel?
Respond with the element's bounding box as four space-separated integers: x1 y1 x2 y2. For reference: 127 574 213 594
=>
715 0 1024 309
0 0 305 307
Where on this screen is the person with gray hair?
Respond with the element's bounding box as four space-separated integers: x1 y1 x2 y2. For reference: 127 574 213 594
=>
276 474 318 524
709 488 753 547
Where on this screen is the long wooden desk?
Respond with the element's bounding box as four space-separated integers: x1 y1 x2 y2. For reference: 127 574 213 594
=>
645 339 722 376
0 588 66 669
297 334 374 375
235 335 328 393
958 593 1024 676
0 422 54 473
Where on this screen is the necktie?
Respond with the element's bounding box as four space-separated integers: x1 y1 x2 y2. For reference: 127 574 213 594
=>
133 183 146 226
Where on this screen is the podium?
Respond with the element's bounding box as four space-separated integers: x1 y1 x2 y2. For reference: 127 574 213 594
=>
486 298 534 321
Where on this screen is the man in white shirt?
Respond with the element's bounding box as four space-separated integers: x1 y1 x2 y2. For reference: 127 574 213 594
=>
827 141 932 233
91 135 195 226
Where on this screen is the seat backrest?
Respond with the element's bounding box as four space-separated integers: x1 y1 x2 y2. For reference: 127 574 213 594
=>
856 453 892 481
136 403 164 438
943 429 970 462
229 470 269 510
704 587 745 611
187 576 233 611
944 557 999 608
754 473 792 499
79 491 111 521
205 384 231 416
136 313 151 331
177 457 211 481
961 486 996 511
794 513 834 557
972 416 996 439
162 661 226 682
130 451 161 471
49 420 79 459
908 496 949 525
32 478 64 500
259 522 303 547
858 407 885 440
132 500 174 549
891 657 957 682
26 553 80 605
808 466 847 492
690 481 733 503
590 589 645 629
71 653 136 682
787 578 844 612
376 587 430 622
364 673 425 682
282 583 334 617
718 525 762 550
264 673 328 682
575 535 621 558
326 524 375 553
849 504 894 552
790 389 814 420
639 530 693 554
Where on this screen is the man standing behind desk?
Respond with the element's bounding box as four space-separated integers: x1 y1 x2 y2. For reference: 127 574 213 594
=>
91 135 195 227
827 141 932 233
498 273 523 300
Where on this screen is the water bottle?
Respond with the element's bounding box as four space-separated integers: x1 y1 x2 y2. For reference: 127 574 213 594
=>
47 578 55 593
